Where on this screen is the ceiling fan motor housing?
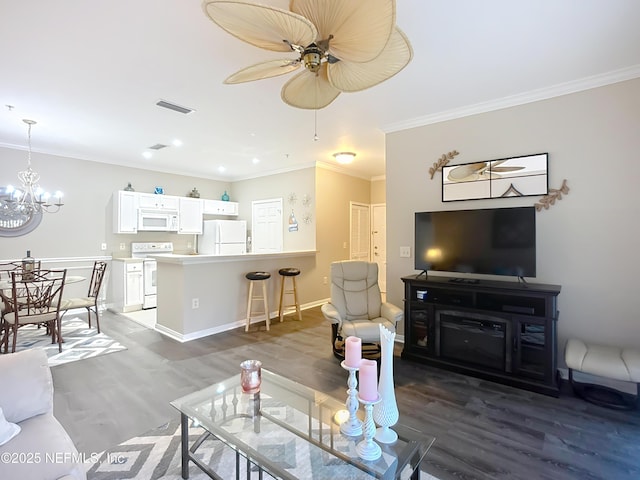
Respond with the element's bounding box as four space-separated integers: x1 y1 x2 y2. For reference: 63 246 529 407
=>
303 43 323 73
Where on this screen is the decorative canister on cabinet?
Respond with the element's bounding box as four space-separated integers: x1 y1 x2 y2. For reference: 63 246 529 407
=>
221 191 230 201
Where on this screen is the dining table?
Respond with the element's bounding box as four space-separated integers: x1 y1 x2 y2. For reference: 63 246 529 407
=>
0 275 86 292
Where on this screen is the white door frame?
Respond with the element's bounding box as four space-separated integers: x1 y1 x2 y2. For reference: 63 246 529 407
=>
350 202 371 261
371 203 387 294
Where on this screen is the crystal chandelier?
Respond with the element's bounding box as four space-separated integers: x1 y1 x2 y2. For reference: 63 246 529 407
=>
0 119 63 233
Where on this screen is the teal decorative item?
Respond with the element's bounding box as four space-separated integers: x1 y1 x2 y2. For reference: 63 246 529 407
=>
221 191 230 201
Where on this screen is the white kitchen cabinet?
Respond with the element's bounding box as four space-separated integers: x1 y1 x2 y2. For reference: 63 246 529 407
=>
178 197 203 234
113 190 138 234
111 259 144 313
138 193 179 210
203 199 239 216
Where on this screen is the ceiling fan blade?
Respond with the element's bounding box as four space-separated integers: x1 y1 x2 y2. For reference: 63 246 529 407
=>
327 27 413 92
489 166 526 173
224 59 301 84
290 0 394 63
281 64 340 109
203 0 317 52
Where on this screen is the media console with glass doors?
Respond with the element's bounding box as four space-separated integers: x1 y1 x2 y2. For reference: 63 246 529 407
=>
401 275 561 396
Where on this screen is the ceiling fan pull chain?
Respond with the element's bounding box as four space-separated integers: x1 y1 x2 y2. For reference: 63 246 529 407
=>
314 104 319 141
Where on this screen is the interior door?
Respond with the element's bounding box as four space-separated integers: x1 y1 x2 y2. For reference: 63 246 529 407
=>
372 204 387 294
350 202 370 261
252 198 283 253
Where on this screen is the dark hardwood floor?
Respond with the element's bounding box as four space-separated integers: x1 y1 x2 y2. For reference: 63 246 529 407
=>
51 307 640 480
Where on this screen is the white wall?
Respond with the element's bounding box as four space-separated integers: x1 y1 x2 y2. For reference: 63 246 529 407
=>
0 148 231 259
386 78 640 359
232 167 316 252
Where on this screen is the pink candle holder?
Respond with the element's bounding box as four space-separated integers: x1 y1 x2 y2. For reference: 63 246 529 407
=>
240 359 262 394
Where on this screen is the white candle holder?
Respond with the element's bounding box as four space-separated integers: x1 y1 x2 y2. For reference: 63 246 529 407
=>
339 360 363 436
356 394 382 461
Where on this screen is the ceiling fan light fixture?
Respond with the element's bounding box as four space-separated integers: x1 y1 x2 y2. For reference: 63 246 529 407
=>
303 44 322 73
333 152 356 164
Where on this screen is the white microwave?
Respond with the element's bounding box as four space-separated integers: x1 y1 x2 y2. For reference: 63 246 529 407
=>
138 209 179 231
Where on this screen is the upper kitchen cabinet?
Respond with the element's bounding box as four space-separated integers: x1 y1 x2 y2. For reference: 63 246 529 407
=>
178 197 203 234
113 190 138 234
138 193 179 211
203 199 239 216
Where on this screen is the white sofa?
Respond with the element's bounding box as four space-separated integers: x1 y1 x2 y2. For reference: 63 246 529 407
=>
0 348 86 480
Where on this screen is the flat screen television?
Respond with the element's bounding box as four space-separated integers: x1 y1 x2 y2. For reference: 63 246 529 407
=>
414 206 536 278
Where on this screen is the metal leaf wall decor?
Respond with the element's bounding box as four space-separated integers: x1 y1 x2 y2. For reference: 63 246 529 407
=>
429 150 459 179
535 179 570 211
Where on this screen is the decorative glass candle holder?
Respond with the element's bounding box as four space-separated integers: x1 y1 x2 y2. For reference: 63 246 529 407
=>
240 360 262 394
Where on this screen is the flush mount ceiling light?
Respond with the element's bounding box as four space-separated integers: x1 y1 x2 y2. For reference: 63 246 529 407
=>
333 152 356 164
0 119 64 236
202 0 413 110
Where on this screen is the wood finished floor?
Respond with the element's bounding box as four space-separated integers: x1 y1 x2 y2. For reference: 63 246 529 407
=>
51 307 640 480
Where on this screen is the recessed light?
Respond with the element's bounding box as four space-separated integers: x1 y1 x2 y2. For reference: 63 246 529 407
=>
142 151 153 159
172 139 183 147
218 166 226 173
252 157 260 164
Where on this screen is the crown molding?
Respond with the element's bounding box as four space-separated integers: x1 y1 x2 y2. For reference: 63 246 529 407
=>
382 65 640 133
316 161 375 181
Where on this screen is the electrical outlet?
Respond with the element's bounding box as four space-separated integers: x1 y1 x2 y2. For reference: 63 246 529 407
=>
400 246 411 258
187 242 192 249
100 243 107 251
343 241 347 249
192 298 199 309
323 276 328 285
119 243 126 251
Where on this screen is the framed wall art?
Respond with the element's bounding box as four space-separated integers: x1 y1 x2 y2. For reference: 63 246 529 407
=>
442 153 548 202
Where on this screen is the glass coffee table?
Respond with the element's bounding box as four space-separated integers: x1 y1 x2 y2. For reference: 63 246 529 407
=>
171 369 435 479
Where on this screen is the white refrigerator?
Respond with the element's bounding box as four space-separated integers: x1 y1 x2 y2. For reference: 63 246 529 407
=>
198 220 247 255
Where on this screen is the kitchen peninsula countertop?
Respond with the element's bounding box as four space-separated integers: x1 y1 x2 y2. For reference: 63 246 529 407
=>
153 250 316 264
154 249 317 342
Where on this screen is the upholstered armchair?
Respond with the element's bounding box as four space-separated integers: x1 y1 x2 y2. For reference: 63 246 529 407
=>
321 260 403 359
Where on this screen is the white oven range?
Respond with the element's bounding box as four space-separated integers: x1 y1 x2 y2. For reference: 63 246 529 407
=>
131 242 173 309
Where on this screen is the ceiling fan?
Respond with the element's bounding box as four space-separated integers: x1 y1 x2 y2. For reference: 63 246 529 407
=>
202 0 413 109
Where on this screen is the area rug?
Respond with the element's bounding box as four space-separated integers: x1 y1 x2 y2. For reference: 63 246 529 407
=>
8 317 127 367
87 419 439 480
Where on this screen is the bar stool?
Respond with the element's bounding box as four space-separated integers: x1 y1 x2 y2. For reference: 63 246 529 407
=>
278 267 302 323
245 271 271 331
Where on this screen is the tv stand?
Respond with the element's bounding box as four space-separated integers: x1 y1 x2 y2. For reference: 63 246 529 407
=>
448 277 480 284
401 275 561 396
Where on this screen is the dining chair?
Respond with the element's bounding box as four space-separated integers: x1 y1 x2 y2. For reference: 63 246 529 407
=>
2 269 67 354
60 261 107 332
0 260 43 346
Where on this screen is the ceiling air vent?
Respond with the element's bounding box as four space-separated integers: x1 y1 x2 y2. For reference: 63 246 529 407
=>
155 99 195 115
149 144 169 150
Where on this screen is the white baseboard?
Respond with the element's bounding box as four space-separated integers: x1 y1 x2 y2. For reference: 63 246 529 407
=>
154 300 330 343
